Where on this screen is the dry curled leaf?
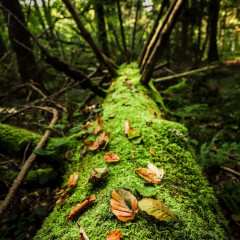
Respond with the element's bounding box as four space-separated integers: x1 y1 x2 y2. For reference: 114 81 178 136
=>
78 226 89 240
104 153 120 162
136 162 163 184
84 132 110 150
56 194 69 204
150 149 156 156
93 117 104 135
87 166 109 183
125 119 130 134
66 195 95 220
138 198 177 221
107 230 123 240
110 188 138 222
58 172 78 194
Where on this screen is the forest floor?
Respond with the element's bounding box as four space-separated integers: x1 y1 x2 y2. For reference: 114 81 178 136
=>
0 61 240 239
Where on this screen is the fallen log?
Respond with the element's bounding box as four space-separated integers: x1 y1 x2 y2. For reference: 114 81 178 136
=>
155 64 218 83
0 63 228 239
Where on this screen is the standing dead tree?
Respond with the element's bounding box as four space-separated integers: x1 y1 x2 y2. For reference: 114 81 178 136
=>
140 0 187 85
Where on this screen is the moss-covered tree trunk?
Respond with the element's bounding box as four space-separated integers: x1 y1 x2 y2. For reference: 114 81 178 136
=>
0 63 228 239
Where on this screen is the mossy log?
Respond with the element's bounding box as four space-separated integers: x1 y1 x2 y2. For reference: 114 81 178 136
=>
1 63 228 239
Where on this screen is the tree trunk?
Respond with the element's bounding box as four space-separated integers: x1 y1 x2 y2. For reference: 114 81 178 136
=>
140 0 178 73
94 2 110 57
0 0 45 85
138 0 169 67
141 0 187 85
62 0 117 77
0 63 228 239
131 0 141 58
0 33 7 58
207 0 220 62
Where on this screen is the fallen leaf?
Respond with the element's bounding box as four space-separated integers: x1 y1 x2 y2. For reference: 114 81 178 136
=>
56 194 69 204
58 172 78 193
110 189 138 222
84 132 110 150
65 150 73 160
107 230 123 240
104 153 120 162
135 183 157 197
138 198 177 221
87 166 109 183
146 121 152 127
125 120 130 134
66 195 95 220
150 149 156 156
78 226 89 240
136 162 163 184
128 129 141 139
81 121 94 129
80 145 87 155
93 117 104 135
131 150 135 158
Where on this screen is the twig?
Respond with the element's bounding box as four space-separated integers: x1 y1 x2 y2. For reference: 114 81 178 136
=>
22 138 33 165
220 166 240 177
0 106 58 217
0 160 15 165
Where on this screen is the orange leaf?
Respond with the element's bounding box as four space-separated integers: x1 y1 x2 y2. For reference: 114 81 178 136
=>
84 132 110 150
104 153 120 162
58 172 78 193
136 162 164 184
93 117 104 135
150 149 156 156
56 194 69 204
110 189 138 222
107 230 123 240
66 195 95 220
125 119 130 134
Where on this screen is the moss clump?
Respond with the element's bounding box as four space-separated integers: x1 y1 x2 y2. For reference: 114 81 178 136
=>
33 63 229 239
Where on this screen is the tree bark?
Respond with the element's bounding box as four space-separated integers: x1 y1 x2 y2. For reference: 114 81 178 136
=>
207 0 220 62
62 0 117 77
1 63 228 239
141 0 187 85
0 33 7 58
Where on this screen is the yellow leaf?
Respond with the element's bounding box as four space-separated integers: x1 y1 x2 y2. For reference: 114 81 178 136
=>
138 198 177 221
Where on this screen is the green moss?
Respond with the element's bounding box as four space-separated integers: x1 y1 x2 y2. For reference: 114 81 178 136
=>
34 63 229 239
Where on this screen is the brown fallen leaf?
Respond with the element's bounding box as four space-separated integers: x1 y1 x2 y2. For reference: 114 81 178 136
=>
87 166 109 183
93 117 104 135
138 198 177 221
104 153 120 162
150 149 156 156
58 172 78 194
107 230 123 240
78 226 89 240
110 189 138 222
125 119 130 134
65 150 73 160
81 121 94 129
136 162 163 184
84 132 110 150
66 195 95 220
56 194 69 204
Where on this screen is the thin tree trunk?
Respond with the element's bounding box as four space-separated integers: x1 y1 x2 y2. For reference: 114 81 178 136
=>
138 0 169 67
62 0 116 77
116 0 129 60
131 0 141 59
207 0 220 62
141 0 187 85
0 0 45 86
94 2 110 57
140 0 177 73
